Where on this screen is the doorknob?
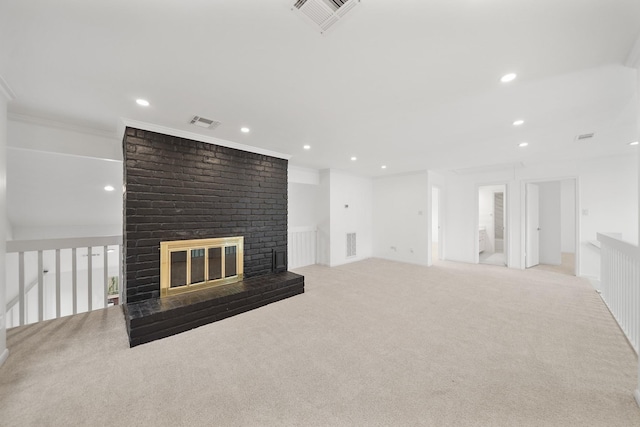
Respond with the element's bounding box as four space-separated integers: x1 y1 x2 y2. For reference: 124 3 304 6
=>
537 227 541 231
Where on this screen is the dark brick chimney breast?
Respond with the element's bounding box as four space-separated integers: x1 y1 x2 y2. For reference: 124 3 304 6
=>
123 127 288 303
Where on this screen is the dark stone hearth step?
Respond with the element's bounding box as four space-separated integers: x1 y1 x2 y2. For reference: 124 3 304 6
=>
123 271 304 347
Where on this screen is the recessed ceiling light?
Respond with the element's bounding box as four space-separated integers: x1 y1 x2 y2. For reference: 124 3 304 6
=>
629 141 639 146
351 156 357 161
240 127 250 133
518 142 528 147
104 185 115 191
381 165 387 169
501 73 517 83
513 119 524 126
136 99 150 107
303 145 311 150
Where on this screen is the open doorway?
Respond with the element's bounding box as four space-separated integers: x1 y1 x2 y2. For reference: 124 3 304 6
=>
431 186 442 262
478 184 507 266
525 179 577 275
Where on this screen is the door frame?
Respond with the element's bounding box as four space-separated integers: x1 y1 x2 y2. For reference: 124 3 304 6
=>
475 182 509 266
525 182 540 268
520 176 580 275
430 184 444 264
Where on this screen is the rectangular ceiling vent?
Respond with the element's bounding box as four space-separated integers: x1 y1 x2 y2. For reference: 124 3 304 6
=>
293 0 360 33
576 133 595 141
190 116 221 130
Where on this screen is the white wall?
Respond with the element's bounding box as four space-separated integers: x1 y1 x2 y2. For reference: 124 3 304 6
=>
6 122 123 241
637 63 640 245
329 170 373 266
288 183 320 228
314 169 371 267
445 176 478 263
431 187 439 243
11 225 122 241
579 156 637 278
0 81 8 366
442 154 637 278
478 187 494 252
287 175 322 269
7 117 120 161
634 52 640 410
429 171 447 262
317 170 331 265
538 181 561 265
288 165 320 186
561 179 577 253
373 172 429 266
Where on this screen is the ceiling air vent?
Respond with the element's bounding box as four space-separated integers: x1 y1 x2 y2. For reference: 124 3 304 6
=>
293 0 360 33
190 116 221 130
576 133 595 141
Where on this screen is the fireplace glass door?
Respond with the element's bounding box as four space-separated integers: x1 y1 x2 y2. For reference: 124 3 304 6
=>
160 237 244 297
208 247 222 280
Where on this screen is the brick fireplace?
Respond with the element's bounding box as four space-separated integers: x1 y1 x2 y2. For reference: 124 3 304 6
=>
122 128 304 346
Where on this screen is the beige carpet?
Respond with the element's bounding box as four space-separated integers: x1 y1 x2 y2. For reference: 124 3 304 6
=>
479 251 506 266
1 259 638 426
532 252 576 276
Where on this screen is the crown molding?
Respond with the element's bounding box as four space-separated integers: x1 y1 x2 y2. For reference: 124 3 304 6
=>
626 33 640 69
0 74 16 101
120 118 292 160
8 112 118 140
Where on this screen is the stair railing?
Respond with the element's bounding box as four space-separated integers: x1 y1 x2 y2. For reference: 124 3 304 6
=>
5 235 122 327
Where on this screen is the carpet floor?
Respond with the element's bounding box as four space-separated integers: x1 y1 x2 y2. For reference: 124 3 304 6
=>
1 259 638 426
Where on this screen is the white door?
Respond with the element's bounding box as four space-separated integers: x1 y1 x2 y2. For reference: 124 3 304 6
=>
526 183 540 268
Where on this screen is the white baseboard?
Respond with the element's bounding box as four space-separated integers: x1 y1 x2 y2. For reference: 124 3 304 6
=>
635 389 640 409
0 348 8 368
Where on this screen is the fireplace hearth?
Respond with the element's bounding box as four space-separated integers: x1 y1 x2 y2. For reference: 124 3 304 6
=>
124 271 304 347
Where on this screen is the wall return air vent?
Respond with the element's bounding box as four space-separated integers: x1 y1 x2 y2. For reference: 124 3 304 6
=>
346 232 357 258
293 0 361 33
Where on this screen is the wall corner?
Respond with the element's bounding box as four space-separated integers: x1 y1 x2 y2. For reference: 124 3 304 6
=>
0 75 10 364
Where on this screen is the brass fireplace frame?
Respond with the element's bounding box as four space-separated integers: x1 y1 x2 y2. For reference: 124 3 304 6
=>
159 236 244 297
